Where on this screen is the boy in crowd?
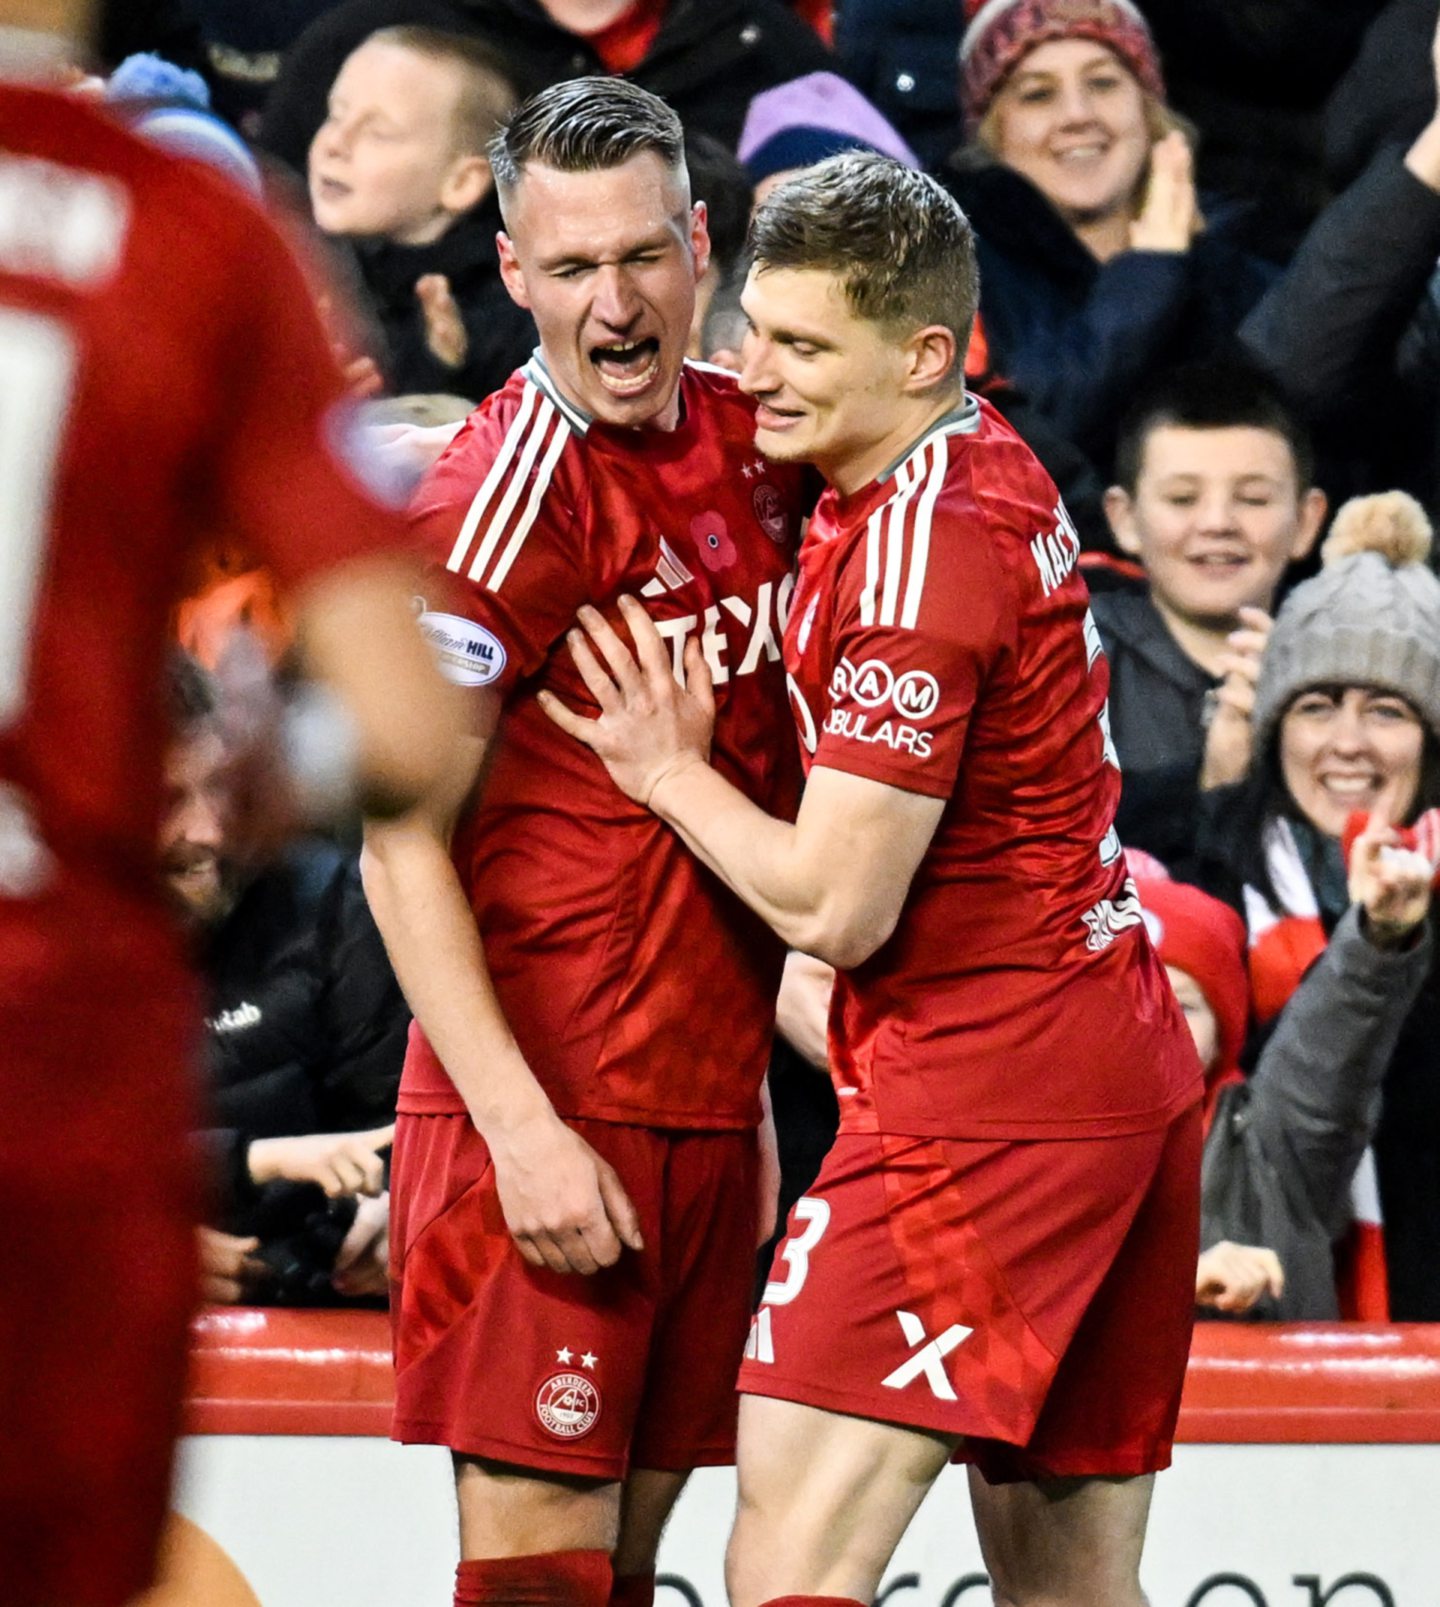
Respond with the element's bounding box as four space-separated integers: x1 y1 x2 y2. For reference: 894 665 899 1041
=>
1097 361 1327 859
308 25 535 401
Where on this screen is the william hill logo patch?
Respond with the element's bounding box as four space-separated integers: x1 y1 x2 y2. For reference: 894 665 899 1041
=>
418 611 507 688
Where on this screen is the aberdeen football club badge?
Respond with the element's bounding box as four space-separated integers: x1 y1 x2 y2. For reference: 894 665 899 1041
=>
753 483 788 544
535 1372 601 1440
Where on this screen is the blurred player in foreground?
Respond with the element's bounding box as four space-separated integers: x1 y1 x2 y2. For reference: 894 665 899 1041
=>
545 153 1203 1607
0 2 464 1600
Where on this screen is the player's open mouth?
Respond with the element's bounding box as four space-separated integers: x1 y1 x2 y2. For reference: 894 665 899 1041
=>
314 176 350 202
591 338 661 395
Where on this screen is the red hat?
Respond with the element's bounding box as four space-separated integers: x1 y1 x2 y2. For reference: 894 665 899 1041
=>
959 0 1165 136
1132 876 1249 1083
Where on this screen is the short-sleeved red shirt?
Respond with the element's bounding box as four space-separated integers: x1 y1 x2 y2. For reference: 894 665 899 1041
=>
401 358 811 1128
0 87 411 1157
784 397 1201 1139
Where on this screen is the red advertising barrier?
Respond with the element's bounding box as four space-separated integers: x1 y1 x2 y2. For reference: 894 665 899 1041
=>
184 1310 1440 1442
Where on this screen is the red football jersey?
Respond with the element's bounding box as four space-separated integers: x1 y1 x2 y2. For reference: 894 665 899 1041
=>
402 357 810 1128
0 88 408 1153
784 397 1202 1139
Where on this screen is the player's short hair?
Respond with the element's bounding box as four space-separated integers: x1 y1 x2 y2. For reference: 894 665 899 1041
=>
746 152 979 374
1113 359 1315 493
488 77 687 202
367 26 517 158
167 650 218 736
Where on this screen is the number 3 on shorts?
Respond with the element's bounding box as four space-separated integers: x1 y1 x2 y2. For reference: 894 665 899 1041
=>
761 1196 831 1307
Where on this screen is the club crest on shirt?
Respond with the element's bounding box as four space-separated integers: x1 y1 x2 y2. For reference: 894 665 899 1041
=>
535 1371 601 1439
753 483 788 544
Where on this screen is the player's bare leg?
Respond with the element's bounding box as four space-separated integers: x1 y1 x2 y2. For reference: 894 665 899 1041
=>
967 1467 1154 1607
453 1459 689 1604
453 1456 616 1602
611 1468 690 1604
726 1395 955 1606
455 1456 619 1555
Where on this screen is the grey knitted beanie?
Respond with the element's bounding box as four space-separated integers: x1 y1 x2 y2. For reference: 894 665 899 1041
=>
1252 491 1440 754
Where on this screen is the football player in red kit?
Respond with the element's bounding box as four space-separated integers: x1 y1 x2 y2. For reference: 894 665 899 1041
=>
544 152 1204 1607
0 3 463 1602
360 79 809 1607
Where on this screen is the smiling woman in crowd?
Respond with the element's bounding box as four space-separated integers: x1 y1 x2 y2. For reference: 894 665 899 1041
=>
938 0 1274 475
1192 493 1440 1320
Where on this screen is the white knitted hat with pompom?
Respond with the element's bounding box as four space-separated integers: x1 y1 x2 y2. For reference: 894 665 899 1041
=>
1253 490 1440 749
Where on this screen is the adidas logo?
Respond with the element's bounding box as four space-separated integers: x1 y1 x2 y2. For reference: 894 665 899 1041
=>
639 537 695 598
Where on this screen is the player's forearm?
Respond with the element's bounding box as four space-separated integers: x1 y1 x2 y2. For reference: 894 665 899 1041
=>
649 760 867 965
360 821 554 1135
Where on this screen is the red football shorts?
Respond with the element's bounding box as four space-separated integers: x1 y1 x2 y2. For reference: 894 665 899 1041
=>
0 1023 199 1607
390 1113 759 1478
738 1105 1202 1481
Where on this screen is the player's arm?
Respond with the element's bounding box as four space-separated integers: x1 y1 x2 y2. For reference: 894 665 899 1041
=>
541 600 943 968
290 554 470 818
360 691 643 1276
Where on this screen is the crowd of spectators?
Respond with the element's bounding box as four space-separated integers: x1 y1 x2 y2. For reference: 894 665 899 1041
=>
83 0 1440 1323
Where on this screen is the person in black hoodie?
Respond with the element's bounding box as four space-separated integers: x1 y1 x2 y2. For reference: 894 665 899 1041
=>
309 25 537 401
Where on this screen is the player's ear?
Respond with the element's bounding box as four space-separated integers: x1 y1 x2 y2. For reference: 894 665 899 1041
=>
689 200 711 283
1103 486 1144 557
496 232 531 309
905 325 957 395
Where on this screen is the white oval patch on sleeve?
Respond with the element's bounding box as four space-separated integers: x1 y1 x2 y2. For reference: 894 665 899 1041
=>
419 611 508 687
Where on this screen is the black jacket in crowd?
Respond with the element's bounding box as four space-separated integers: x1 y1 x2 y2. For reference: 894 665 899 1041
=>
196 839 408 1232
257 0 835 177
342 192 537 402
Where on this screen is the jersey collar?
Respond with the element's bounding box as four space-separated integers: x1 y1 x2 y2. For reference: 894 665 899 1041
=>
875 393 981 486
522 350 593 436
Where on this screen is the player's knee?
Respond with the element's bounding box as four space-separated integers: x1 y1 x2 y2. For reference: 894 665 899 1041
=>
453 1454 620 1556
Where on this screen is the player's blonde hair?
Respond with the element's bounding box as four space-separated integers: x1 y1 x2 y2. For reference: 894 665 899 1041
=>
747 152 979 375
488 78 688 207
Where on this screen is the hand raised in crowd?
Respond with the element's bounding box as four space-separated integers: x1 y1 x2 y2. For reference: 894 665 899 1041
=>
1129 130 1200 255
1199 605 1273 790
1348 801 1437 948
198 1226 266 1304
246 1124 395 1198
485 1110 644 1276
316 292 384 399
1403 6 1440 193
417 273 469 371
332 1191 391 1298
1195 1241 1285 1314
540 597 715 807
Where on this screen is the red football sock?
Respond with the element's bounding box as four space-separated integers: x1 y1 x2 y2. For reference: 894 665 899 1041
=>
608 1572 656 1607
455 1549 613 1606
757 1599 868 1607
